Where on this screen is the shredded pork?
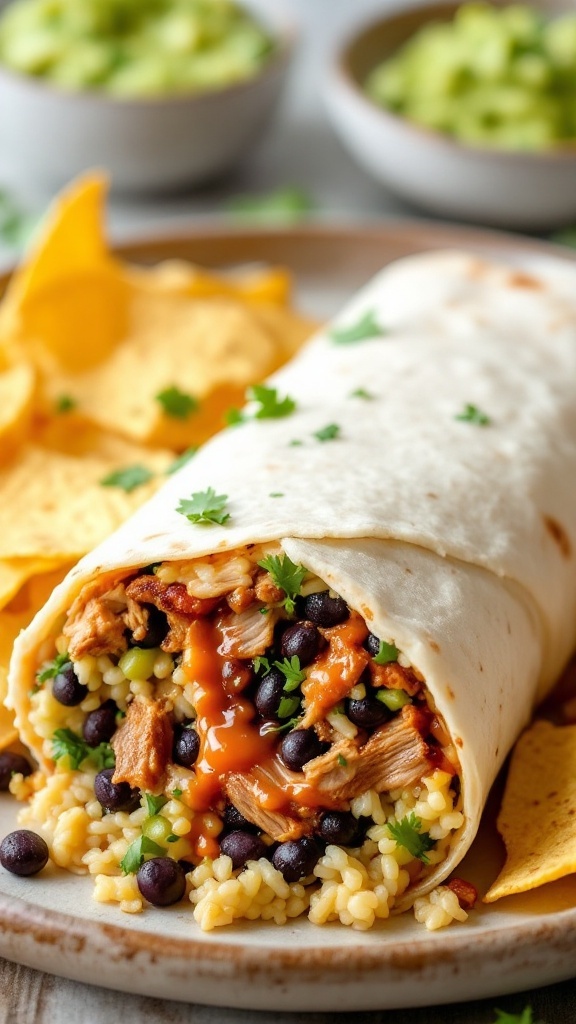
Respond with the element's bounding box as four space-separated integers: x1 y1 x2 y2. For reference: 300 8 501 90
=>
124 575 218 653
63 580 129 661
112 695 173 794
224 772 310 842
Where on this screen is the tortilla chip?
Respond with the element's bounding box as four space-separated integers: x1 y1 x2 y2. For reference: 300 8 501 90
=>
125 260 294 306
0 556 70 610
0 361 35 461
484 720 576 901
0 444 169 560
0 565 71 751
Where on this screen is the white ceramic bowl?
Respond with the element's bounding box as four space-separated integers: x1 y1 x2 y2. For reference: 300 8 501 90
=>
324 0 576 230
0 0 295 195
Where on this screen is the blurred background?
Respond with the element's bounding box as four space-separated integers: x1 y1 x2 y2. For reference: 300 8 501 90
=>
0 0 574 260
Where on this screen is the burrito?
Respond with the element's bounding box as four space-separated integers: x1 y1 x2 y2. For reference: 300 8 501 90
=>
7 250 576 931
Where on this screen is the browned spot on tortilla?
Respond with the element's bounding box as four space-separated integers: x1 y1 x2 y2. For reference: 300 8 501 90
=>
446 686 455 700
465 259 488 280
455 736 463 748
405 567 413 574
507 271 543 290
543 515 572 559
360 604 373 622
429 640 440 653
479 663 484 672
426 493 438 499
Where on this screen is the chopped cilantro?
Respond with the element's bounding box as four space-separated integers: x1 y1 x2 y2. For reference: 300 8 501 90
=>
172 788 183 798
277 695 301 719
265 716 301 734
493 1009 540 1024
225 407 245 427
248 384 296 420
257 553 307 615
269 492 284 498
166 834 179 844
145 794 168 816
55 394 77 414
0 189 37 247
166 447 198 475
52 728 115 772
120 835 165 875
387 813 436 864
37 652 70 684
177 487 230 526
331 309 385 344
337 754 348 767
349 388 374 400
373 640 399 665
289 439 303 447
274 656 306 692
253 656 271 675
455 403 491 426
314 423 340 442
155 386 198 420
100 465 154 493
227 186 313 223
259 607 269 615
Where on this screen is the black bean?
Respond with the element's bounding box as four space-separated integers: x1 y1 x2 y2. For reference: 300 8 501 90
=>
347 696 388 730
82 701 117 747
52 663 87 706
0 752 32 791
303 590 349 628
365 633 381 657
129 604 169 649
94 768 140 813
0 830 49 876
219 830 266 869
172 725 200 769
221 658 253 695
136 857 186 907
222 804 259 835
318 811 358 846
272 837 321 882
279 728 326 771
254 668 286 719
280 621 321 666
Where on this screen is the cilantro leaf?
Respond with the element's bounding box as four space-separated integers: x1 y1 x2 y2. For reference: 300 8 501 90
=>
227 186 313 224
253 656 271 675
269 492 284 498
386 813 436 864
257 553 307 615
172 788 183 798
145 794 168 816
55 394 77 414
289 439 303 447
273 656 307 691
455 403 491 426
100 465 154 493
225 407 245 427
0 189 37 248
37 652 70 684
52 728 115 772
248 384 296 420
120 835 165 875
277 695 301 719
156 386 198 420
337 754 348 767
176 487 230 526
331 310 385 344
314 423 340 442
349 388 374 400
166 447 198 475
166 834 179 843
494 1008 540 1024
373 640 399 665
264 715 301 734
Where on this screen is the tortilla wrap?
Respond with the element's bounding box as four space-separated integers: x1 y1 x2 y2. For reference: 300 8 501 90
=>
8 249 576 908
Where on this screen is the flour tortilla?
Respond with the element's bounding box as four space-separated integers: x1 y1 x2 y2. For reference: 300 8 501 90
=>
9 249 576 902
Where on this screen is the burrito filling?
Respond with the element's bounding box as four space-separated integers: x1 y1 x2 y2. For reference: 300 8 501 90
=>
16 545 467 931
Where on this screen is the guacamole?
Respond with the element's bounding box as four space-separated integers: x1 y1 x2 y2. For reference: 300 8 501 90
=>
0 0 274 97
365 3 576 151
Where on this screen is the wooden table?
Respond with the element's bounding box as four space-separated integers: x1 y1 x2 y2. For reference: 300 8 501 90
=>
1 957 575 1023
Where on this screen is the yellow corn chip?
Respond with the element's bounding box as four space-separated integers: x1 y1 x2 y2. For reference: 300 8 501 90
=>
0 361 35 461
124 260 293 306
484 720 576 901
0 444 169 560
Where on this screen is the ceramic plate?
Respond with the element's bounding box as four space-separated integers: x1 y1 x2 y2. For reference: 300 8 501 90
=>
2 222 576 1012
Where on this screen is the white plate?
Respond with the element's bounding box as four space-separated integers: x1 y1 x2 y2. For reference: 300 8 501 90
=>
2 222 576 1011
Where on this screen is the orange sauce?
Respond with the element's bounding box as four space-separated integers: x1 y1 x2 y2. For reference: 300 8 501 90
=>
302 614 370 723
182 618 275 813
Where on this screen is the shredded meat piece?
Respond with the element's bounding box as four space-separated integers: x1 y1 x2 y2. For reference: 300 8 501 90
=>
63 579 129 660
125 576 219 653
301 614 371 727
226 586 256 614
370 660 422 696
217 603 279 659
123 597 149 644
446 878 477 909
303 705 433 800
112 695 173 793
224 773 310 842
254 571 285 605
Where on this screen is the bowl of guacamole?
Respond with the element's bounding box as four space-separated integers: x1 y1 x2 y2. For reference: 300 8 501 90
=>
325 0 576 229
0 0 295 191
